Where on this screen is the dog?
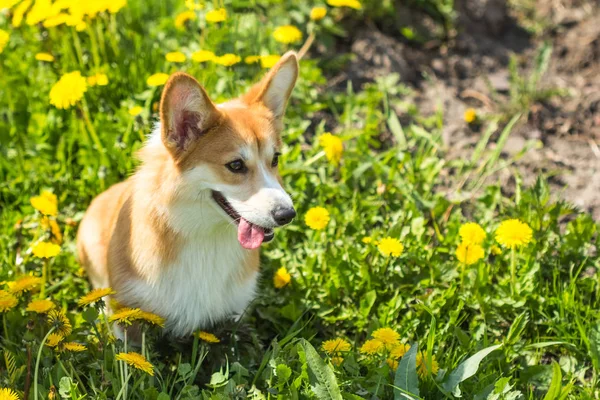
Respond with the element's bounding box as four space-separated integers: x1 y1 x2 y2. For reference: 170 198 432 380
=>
77 51 299 336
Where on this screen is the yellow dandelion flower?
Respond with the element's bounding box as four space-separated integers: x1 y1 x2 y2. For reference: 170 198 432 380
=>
260 55 281 69
305 206 330 230
146 73 169 87
318 133 343 165
0 30 8 54
464 108 477 124
7 276 42 295
107 0 126 14
43 13 69 28
45 332 64 348
327 0 361 9
244 55 261 64
87 73 108 87
128 106 143 116
389 343 411 359
416 351 439 378
47 310 72 336
272 25 303 44
197 331 220 343
191 50 215 63
26 0 53 26
137 311 165 327
32 242 61 259
12 0 32 27
495 219 533 248
321 338 351 354
310 6 327 21
78 287 115 307
185 0 202 10
166 51 186 63
360 339 384 355
459 222 486 245
331 356 344 366
273 267 291 289
30 190 58 216
0 291 18 313
0 388 19 400
387 358 399 370
116 352 154 375
41 217 62 244
372 328 400 349
49 71 87 109
377 237 404 257
491 245 502 255
35 52 54 62
175 10 196 29
362 237 373 244
109 307 142 326
26 299 55 314
205 8 226 23
455 242 484 265
214 54 241 67
62 342 86 352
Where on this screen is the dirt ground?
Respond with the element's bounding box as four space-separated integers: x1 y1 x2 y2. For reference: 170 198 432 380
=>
331 0 600 218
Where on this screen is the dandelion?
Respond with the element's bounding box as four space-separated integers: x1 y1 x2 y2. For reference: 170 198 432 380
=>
128 106 143 116
0 291 18 312
491 245 502 255
455 242 484 265
0 29 8 54
147 73 169 87
109 307 142 325
12 0 31 27
362 237 373 244
327 0 362 9
49 71 88 109
319 133 343 165
464 108 477 124
35 52 54 62
272 25 303 44
175 10 196 29
205 8 226 23
166 51 186 63
107 0 126 14
305 207 330 230
377 237 404 257
273 267 291 288
331 356 344 366
185 0 202 10
87 73 109 87
30 191 58 216
244 55 261 64
390 343 411 359
197 331 220 343
137 311 165 327
62 342 86 352
360 339 384 355
459 222 486 245
372 328 400 349
191 50 215 63
214 54 241 67
25 0 53 25
45 332 64 348
32 242 61 258
47 310 72 336
387 358 399 370
310 7 327 21
7 276 42 295
322 338 351 354
0 388 19 400
78 287 115 307
116 352 155 375
495 219 533 248
26 299 55 314
416 351 439 377
260 55 281 69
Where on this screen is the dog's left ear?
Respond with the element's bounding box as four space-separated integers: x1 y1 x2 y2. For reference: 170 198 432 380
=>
244 51 299 122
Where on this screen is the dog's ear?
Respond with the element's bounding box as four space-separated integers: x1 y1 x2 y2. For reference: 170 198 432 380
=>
244 51 299 123
160 72 221 156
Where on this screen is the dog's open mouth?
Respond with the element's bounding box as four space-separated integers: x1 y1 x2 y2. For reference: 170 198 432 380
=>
212 191 274 249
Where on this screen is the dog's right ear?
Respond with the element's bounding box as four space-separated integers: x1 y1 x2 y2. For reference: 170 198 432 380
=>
160 72 221 157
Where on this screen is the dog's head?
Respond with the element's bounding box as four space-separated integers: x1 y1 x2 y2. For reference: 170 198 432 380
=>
158 52 298 249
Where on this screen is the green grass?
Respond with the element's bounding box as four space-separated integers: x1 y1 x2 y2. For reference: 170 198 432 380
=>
1 1 600 399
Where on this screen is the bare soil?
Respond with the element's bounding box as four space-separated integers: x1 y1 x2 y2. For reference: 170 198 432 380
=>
331 0 600 218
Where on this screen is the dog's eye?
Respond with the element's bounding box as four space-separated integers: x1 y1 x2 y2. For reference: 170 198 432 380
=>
271 153 280 168
226 159 247 173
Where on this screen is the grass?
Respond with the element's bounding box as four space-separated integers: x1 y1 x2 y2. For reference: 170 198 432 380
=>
1 0 600 399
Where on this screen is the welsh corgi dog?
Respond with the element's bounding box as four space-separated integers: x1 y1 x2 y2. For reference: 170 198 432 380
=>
77 52 299 337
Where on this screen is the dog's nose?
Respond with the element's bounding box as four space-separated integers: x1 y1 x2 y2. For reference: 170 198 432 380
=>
272 207 296 226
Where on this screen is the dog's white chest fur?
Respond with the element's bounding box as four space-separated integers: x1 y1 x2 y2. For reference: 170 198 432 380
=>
121 227 258 336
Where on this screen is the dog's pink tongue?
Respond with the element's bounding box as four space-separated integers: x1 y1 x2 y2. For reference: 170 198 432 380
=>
237 218 265 250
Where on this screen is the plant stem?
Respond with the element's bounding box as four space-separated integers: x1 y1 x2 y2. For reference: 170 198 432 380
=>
34 326 56 400
511 248 517 296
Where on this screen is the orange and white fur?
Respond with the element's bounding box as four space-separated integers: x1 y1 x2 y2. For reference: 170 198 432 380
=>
77 52 299 336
